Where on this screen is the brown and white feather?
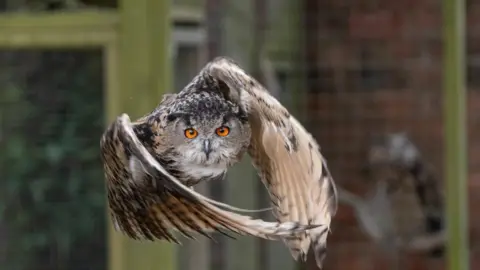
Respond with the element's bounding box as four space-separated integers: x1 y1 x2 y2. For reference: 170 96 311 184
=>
100 57 337 269
101 114 320 243
204 57 338 268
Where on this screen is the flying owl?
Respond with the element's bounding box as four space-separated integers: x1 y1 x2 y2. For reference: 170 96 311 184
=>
100 57 338 268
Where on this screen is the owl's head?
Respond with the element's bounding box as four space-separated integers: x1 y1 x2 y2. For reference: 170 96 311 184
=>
163 93 251 169
368 132 420 168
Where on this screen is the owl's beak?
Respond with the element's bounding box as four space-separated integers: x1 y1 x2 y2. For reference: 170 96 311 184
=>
203 139 212 158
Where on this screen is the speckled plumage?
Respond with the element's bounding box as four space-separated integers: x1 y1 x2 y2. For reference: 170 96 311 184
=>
132 87 250 186
100 57 338 269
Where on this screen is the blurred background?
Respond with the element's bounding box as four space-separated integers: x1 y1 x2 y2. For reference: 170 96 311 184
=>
0 0 473 269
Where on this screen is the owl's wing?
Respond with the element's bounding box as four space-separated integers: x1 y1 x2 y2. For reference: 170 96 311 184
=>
201 57 338 268
101 113 320 242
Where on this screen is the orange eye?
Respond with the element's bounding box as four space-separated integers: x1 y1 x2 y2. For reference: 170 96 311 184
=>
184 128 198 139
215 126 230 137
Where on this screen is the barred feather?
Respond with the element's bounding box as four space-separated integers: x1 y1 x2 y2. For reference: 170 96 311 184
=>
101 114 322 242
203 57 338 268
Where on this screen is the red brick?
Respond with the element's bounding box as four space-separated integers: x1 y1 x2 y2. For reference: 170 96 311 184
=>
408 10 441 36
469 146 480 170
391 40 415 59
470 249 480 270
324 243 373 270
348 11 400 40
427 258 446 270
468 4 480 36
469 185 480 241
303 0 480 268
403 254 430 270
333 203 357 224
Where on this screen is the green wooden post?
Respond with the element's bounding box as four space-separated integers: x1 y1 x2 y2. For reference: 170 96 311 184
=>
443 0 469 268
108 0 176 270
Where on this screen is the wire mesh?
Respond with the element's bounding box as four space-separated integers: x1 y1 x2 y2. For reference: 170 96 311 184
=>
0 49 106 270
302 0 469 269
0 0 475 269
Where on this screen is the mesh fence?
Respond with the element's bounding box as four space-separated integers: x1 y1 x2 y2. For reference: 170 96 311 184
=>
302 1 474 270
0 0 476 270
0 50 106 270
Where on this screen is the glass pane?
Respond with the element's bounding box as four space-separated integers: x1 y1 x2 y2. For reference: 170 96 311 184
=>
0 49 106 270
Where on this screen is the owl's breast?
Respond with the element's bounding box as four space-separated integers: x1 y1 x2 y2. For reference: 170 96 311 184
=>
160 153 229 186
181 163 227 180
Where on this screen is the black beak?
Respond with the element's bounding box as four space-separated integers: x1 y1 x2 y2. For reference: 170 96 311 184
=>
203 140 212 158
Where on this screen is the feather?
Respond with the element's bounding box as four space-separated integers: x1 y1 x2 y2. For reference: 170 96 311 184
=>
101 113 322 243
200 57 338 268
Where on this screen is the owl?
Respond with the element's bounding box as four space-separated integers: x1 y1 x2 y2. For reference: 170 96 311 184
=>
100 57 338 269
366 133 445 255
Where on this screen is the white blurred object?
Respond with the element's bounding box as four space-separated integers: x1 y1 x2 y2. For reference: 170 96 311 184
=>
338 182 400 269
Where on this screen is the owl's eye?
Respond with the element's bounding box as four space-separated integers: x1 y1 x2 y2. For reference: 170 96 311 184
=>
184 128 198 139
215 126 230 137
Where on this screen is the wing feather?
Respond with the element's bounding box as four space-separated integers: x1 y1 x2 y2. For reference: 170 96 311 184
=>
203 57 338 268
101 113 320 243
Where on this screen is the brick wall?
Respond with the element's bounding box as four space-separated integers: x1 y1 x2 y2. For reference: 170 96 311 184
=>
303 0 480 269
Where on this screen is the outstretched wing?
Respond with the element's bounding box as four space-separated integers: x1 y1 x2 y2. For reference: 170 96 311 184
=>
101 113 320 243
200 57 338 268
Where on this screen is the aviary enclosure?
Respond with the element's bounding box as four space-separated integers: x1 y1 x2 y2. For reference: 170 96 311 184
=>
0 0 471 270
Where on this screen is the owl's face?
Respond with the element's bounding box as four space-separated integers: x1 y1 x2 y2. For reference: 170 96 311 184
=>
164 98 251 171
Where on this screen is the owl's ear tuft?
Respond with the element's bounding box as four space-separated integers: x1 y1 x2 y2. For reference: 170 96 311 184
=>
166 113 182 122
167 112 191 123
217 79 241 104
166 114 177 122
203 59 243 104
